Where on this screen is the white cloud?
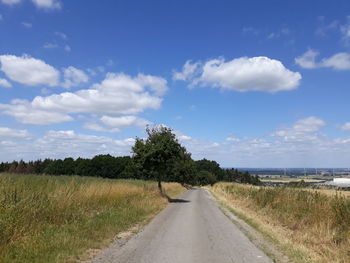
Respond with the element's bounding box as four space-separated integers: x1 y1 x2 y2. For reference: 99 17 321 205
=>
0 130 135 161
62 66 89 89
1 0 21 5
0 99 73 125
340 16 350 45
100 115 150 129
296 50 350 70
0 72 166 125
315 20 338 37
341 122 350 131
135 74 167 96
0 78 11 88
225 137 240 142
31 0 61 10
21 22 32 28
272 117 326 143
83 123 121 133
172 60 200 81
321 53 350 70
43 43 58 49
178 56 301 93
0 127 30 139
54 31 67 40
177 116 350 167
295 49 319 69
0 54 60 86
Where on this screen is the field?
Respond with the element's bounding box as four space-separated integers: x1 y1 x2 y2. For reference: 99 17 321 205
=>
209 183 350 263
260 178 325 183
0 173 184 263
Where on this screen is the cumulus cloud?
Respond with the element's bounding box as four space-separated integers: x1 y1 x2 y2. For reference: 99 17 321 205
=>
341 122 350 131
175 56 301 93
321 53 350 70
31 0 61 10
172 60 200 81
0 72 166 125
0 99 73 125
178 116 350 167
1 118 350 167
0 130 135 161
62 66 89 89
83 123 121 133
296 50 350 70
135 74 167 96
295 49 319 69
101 115 150 129
0 54 60 86
272 117 326 143
0 127 30 139
0 78 11 88
84 115 151 133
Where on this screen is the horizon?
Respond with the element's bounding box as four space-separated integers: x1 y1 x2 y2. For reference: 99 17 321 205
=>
1 0 350 167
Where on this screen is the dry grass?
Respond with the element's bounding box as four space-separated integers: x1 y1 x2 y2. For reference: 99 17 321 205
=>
209 183 350 263
261 178 325 183
0 173 184 263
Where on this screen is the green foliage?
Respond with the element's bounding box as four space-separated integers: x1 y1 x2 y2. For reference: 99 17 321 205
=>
196 170 217 186
132 126 193 190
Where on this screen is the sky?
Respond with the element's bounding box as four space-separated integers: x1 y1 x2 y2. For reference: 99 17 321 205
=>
1 0 350 168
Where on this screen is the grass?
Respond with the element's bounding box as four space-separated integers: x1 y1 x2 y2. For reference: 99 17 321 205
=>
261 178 325 183
209 183 350 263
0 173 184 263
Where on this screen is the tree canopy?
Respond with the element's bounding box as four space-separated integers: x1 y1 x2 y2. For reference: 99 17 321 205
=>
132 126 193 193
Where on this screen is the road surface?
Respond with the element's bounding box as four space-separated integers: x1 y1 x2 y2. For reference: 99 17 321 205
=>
92 188 272 263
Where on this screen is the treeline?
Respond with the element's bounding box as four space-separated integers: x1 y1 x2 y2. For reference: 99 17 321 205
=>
0 156 260 186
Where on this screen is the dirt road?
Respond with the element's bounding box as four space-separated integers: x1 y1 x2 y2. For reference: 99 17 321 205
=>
92 188 272 263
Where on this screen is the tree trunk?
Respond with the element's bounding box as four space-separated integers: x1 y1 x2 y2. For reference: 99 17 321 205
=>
158 179 164 196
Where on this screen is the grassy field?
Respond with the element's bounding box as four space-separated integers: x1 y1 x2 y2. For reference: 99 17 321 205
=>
260 178 325 183
209 183 350 263
0 173 184 263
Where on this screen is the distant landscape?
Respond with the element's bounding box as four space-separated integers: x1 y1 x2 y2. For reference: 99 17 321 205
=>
1 0 350 262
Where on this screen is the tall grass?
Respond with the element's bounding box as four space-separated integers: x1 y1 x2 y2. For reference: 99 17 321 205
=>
210 183 350 263
0 173 184 263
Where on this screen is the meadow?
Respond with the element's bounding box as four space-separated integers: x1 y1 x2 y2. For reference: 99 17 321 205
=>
0 173 184 263
209 183 350 263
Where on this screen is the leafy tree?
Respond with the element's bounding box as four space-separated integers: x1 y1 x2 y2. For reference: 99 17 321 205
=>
195 159 225 181
132 126 190 195
196 170 217 186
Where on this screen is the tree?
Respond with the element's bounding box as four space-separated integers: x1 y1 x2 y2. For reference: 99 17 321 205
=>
132 126 189 195
195 159 225 181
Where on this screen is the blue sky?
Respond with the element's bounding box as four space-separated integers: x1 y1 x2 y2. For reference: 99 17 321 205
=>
1 0 350 167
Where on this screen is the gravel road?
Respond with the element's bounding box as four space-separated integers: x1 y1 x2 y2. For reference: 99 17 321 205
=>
92 188 272 263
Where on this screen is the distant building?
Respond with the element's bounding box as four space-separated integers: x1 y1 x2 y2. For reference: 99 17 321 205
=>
325 178 350 188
